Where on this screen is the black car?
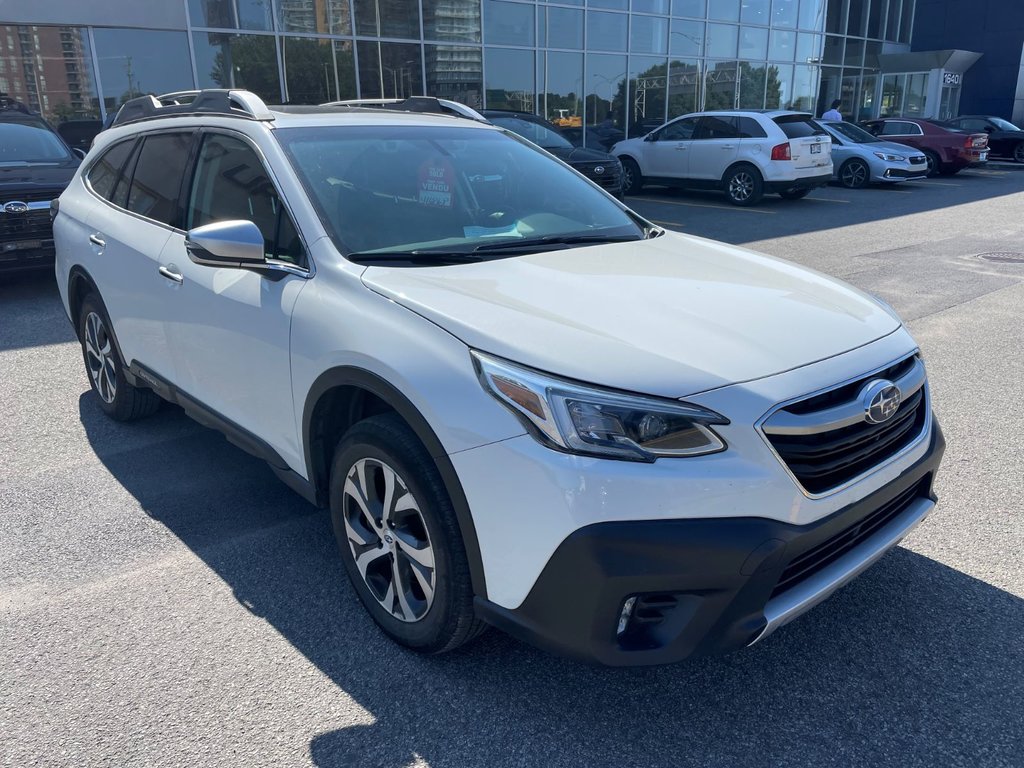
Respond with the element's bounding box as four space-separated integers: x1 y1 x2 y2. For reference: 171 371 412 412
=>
480 110 623 198
560 123 626 152
942 115 1024 163
1 100 83 272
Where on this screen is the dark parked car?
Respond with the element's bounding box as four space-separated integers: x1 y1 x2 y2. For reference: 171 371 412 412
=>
941 115 1024 163
560 123 626 152
859 117 988 176
1 100 83 272
481 110 623 197
55 119 104 152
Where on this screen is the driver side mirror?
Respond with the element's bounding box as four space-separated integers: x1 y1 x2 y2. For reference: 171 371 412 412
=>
984 125 994 133
186 220 266 269
644 132 657 142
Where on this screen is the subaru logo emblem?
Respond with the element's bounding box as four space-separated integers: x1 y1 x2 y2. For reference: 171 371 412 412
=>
861 379 902 424
594 166 605 175
3 201 29 214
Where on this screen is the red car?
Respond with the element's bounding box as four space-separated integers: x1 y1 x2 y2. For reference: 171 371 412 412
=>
859 117 988 176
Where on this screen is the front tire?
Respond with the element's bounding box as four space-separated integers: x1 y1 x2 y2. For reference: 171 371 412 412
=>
620 157 644 196
329 413 485 654
723 165 764 206
923 150 941 177
1014 142 1024 164
78 293 161 421
839 158 870 189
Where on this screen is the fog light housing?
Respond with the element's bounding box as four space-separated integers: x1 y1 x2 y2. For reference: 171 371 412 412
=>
616 596 637 636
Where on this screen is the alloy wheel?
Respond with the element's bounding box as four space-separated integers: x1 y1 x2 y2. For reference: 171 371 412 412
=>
728 171 754 203
84 311 117 404
841 161 868 188
342 457 435 623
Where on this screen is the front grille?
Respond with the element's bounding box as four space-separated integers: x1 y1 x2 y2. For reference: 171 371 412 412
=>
909 156 926 165
770 477 927 598
0 209 53 243
1 188 63 204
577 162 622 190
763 355 928 494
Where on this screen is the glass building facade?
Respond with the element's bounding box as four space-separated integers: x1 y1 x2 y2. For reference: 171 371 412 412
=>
0 0 918 145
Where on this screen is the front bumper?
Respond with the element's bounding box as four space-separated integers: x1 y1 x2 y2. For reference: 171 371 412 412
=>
766 172 832 193
879 167 928 181
475 420 944 666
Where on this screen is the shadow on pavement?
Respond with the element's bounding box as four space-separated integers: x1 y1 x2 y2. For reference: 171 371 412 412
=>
79 393 1024 768
0 270 74 351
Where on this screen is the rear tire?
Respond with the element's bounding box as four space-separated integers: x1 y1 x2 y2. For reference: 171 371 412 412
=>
1014 142 1024 164
621 157 644 196
839 158 870 189
329 413 486 654
78 293 161 422
723 165 764 206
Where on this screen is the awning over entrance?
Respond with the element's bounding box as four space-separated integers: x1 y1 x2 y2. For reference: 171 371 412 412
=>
877 49 982 74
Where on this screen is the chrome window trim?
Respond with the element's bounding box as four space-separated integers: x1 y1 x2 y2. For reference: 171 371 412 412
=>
754 351 932 500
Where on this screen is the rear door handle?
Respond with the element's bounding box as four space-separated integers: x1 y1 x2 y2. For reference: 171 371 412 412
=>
89 233 105 247
158 265 183 284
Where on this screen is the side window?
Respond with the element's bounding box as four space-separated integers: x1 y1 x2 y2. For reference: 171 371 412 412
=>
87 139 135 202
734 116 768 139
127 132 194 226
961 118 987 132
696 116 741 140
658 117 698 141
881 121 920 136
187 133 305 266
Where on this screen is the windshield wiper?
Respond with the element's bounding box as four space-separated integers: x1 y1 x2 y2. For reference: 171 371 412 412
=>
473 234 642 253
347 250 483 265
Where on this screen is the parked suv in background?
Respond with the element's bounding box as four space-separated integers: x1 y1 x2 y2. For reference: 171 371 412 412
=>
941 115 1024 164
860 117 988 176
1 98 83 272
54 90 943 666
481 110 623 198
819 121 928 188
613 110 832 206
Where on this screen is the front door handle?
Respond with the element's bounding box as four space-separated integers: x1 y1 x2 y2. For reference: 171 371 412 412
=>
89 233 105 247
675 144 688 150
158 265 183 284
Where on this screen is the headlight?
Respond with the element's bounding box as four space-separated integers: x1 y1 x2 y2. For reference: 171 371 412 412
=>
472 351 728 462
873 152 906 162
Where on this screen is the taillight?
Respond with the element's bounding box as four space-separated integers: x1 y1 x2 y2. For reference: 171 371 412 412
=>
771 142 791 161
966 134 987 148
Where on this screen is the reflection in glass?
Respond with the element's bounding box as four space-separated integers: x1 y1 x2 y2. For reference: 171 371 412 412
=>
354 0 420 39
193 32 281 102
426 45 483 107
283 38 355 103
708 0 739 22
278 0 352 34
766 63 792 109
738 61 768 108
484 0 535 45
791 64 816 111
795 33 823 64
816 65 841 115
587 11 627 52
671 0 705 18
589 0 628 9
903 72 928 117
739 27 768 59
628 56 668 137
670 19 703 56
484 48 534 111
740 0 770 25
706 23 738 59
94 29 193 113
540 7 583 49
423 0 481 43
633 0 670 13
188 0 236 28
798 0 826 31
703 61 737 110
585 53 626 141
0 25 100 121
237 0 274 30
631 15 669 55
668 58 701 118
856 74 876 121
771 0 798 28
769 29 795 61
357 41 424 99
538 51 582 127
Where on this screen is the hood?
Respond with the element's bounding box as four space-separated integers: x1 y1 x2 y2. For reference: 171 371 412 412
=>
544 145 616 165
362 232 901 398
0 161 78 193
874 140 926 156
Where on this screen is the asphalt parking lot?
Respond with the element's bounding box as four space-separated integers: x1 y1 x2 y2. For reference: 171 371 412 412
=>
2 166 1023 767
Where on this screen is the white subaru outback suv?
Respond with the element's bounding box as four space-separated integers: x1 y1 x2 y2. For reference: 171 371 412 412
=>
53 90 943 666
613 110 833 206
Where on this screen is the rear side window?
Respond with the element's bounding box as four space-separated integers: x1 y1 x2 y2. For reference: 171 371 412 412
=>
734 116 768 138
87 140 135 202
187 133 305 266
773 116 826 138
880 121 921 136
697 116 740 140
126 132 194 226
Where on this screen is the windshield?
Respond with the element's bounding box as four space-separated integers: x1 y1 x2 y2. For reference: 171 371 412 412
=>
991 117 1020 132
490 116 573 150
824 121 880 144
0 120 73 163
276 125 642 260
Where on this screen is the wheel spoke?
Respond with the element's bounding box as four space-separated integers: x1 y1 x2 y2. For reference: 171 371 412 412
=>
379 463 397 525
396 533 434 569
344 477 379 534
354 545 389 579
343 513 374 547
408 559 434 604
392 558 415 621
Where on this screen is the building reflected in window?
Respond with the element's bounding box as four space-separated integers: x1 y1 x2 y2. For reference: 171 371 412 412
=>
0 25 100 121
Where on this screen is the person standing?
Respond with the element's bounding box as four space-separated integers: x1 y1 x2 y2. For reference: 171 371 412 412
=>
821 99 842 121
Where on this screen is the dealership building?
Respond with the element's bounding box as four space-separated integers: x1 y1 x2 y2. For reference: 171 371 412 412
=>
1 0 1022 141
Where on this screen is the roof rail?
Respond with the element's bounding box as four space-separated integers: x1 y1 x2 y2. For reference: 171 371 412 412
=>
321 96 488 123
110 89 275 128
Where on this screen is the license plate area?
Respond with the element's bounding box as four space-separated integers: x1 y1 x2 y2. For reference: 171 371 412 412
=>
810 144 822 154
2 239 43 252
